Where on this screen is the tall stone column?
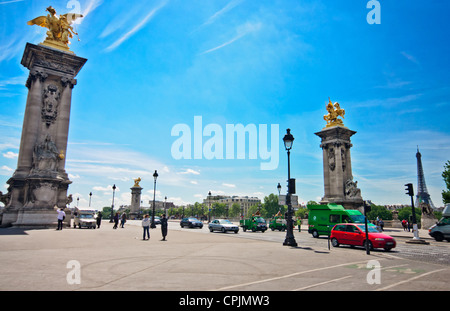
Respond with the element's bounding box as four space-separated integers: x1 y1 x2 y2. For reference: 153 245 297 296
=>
315 126 364 210
1 43 87 227
130 181 143 220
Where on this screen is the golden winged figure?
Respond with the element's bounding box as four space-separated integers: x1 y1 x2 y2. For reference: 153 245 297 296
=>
27 6 83 53
324 98 345 128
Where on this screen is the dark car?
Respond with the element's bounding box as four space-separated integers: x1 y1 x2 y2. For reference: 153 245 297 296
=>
330 223 396 251
180 217 203 229
209 219 239 233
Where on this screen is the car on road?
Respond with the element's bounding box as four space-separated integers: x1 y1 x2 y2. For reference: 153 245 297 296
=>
428 205 450 242
330 223 396 251
73 209 97 229
180 217 203 229
153 216 161 225
209 219 239 233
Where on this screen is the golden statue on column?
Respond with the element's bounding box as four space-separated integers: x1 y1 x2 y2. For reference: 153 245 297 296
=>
27 6 84 53
323 98 346 128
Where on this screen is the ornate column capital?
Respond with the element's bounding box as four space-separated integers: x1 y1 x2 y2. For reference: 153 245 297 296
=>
25 70 48 89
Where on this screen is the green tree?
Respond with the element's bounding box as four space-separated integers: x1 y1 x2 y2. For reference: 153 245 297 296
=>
229 203 241 218
397 206 421 224
442 160 450 204
262 193 283 218
367 205 392 221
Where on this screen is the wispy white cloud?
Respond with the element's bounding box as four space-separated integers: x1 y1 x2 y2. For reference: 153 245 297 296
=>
401 51 420 65
105 1 167 52
178 168 200 175
200 22 261 55
0 0 24 4
203 0 244 26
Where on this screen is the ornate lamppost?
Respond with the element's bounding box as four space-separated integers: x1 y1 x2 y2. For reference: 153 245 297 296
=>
109 184 116 223
208 191 211 223
283 129 298 247
151 170 158 228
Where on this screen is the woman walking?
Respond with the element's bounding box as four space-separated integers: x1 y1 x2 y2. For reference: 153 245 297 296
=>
142 215 150 240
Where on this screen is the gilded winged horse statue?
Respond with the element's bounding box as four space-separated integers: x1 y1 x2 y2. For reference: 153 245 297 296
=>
323 98 346 128
27 6 83 53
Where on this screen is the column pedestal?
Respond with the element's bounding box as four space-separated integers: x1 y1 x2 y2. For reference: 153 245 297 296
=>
315 126 364 211
0 43 87 228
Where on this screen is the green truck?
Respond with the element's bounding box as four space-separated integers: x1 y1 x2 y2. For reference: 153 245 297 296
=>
307 203 366 238
240 214 267 232
269 212 286 231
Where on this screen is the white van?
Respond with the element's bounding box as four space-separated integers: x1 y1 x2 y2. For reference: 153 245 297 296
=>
428 205 450 242
73 209 97 229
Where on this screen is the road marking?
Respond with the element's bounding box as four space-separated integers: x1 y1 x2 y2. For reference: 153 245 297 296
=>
292 275 352 291
375 268 447 291
214 260 369 291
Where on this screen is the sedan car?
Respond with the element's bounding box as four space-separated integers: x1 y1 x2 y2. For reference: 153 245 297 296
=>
209 219 239 233
180 217 203 229
330 223 396 251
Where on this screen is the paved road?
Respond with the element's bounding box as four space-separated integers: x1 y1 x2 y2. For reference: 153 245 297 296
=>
0 219 448 293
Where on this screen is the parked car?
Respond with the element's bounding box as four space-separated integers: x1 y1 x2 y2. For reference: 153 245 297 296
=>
209 219 239 233
180 217 203 229
153 216 161 225
330 223 396 251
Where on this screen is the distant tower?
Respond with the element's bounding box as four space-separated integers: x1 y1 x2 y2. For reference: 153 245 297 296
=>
415 147 436 209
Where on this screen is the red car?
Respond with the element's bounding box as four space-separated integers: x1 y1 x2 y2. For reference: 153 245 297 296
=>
330 223 396 251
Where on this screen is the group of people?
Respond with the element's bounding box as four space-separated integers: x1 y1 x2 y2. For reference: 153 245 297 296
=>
401 219 412 231
56 208 169 241
142 214 168 241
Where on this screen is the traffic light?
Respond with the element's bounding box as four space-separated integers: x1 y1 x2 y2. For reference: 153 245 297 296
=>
405 183 414 197
288 178 296 194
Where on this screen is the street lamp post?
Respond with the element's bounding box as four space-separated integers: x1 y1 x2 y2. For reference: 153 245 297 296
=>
109 184 116 223
208 191 211 223
283 129 298 247
151 170 158 228
89 192 92 207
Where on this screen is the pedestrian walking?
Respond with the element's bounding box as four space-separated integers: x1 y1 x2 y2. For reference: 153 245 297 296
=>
96 211 102 229
113 212 119 229
379 218 384 231
401 219 407 231
56 208 66 230
161 214 168 241
120 212 127 228
142 214 150 240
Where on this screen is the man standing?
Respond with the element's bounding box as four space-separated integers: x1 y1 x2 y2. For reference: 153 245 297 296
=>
57 208 66 230
96 211 102 229
160 214 168 241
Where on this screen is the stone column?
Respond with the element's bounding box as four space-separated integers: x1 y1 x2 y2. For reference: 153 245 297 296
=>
1 43 87 228
130 185 143 220
315 126 364 210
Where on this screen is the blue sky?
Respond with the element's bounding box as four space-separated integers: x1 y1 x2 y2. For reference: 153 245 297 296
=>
0 0 449 209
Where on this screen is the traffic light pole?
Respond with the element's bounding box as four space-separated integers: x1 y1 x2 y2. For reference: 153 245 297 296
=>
405 183 429 244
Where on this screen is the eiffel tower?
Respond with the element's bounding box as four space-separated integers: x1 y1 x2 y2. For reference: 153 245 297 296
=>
415 147 436 209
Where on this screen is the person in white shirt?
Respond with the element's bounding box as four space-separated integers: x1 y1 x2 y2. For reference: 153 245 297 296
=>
57 208 66 230
142 214 150 240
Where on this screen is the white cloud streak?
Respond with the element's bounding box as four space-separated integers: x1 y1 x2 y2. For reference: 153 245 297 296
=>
105 1 167 52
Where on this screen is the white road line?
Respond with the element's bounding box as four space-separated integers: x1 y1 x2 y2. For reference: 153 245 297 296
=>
292 275 353 291
376 268 447 291
214 260 369 291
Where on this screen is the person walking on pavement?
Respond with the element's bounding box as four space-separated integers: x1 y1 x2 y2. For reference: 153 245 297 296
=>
96 211 102 229
160 214 168 241
142 214 150 240
113 212 119 229
57 208 66 230
120 212 127 228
